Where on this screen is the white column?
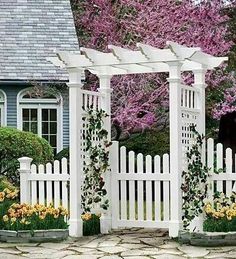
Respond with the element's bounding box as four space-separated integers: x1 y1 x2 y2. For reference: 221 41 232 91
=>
67 69 84 237
193 68 207 137
18 157 33 204
167 61 183 237
98 75 113 234
189 68 207 233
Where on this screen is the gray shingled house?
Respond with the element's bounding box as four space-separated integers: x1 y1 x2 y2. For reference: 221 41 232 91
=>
0 0 79 154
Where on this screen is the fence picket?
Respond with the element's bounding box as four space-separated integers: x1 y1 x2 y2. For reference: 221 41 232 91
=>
38 164 45 205
54 160 60 208
216 143 223 192
62 158 68 209
145 155 152 221
46 162 53 206
154 155 161 221
128 151 135 221
207 138 214 201
31 164 37 204
137 153 144 221
120 146 127 220
226 148 233 196
163 154 170 221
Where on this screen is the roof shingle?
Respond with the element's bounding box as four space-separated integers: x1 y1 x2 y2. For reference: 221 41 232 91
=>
0 0 79 81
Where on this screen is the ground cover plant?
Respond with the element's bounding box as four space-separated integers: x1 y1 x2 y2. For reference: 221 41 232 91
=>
82 213 100 236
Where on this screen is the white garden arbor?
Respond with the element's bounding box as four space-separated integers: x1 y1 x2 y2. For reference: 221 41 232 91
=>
48 41 227 238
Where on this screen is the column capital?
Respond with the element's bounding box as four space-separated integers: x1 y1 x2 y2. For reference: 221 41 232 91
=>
67 82 83 88
167 78 181 84
192 68 208 74
193 83 207 89
98 88 113 94
98 74 113 80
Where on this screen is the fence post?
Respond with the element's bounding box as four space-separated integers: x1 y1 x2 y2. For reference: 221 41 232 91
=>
18 157 33 204
110 141 119 229
98 75 113 234
167 62 183 238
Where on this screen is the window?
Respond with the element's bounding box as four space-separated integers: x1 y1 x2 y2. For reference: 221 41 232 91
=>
18 88 63 153
0 90 6 126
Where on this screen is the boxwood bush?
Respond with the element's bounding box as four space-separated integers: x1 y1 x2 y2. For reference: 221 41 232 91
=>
120 129 169 157
0 127 53 184
55 147 69 160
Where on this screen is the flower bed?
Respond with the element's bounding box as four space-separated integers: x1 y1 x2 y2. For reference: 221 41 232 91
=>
204 192 236 232
179 192 236 246
179 230 236 247
0 203 69 242
0 229 68 243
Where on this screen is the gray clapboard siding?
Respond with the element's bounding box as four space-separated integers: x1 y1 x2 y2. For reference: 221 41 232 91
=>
0 85 69 150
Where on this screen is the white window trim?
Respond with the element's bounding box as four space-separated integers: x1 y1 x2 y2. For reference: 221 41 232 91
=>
17 88 63 153
0 89 7 126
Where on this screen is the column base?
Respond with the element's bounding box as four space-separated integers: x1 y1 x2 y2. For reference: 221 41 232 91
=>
169 220 182 238
189 215 203 233
69 218 83 237
100 215 112 234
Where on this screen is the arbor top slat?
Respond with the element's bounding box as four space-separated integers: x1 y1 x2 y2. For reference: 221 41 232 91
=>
48 41 227 76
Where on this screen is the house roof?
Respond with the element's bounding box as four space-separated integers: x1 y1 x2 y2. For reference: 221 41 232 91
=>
0 0 79 81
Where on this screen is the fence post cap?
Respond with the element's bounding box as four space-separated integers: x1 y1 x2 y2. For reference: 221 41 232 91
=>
18 157 33 163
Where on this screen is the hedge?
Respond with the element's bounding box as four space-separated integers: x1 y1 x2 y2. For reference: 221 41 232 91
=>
0 127 53 184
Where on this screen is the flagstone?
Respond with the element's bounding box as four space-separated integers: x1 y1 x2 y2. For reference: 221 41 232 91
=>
98 246 128 254
68 247 97 253
0 247 22 254
100 256 122 259
39 242 70 250
120 243 149 249
121 247 160 256
48 250 76 259
152 255 186 259
140 237 164 246
64 255 99 259
16 246 57 254
98 240 120 247
0 253 23 259
122 256 150 259
206 253 234 259
159 241 180 249
178 245 209 258
155 248 183 255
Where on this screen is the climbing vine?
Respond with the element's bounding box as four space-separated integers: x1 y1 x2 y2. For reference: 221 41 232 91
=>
181 125 210 230
81 106 112 213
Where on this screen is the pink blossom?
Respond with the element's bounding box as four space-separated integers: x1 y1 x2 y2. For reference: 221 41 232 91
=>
74 0 235 132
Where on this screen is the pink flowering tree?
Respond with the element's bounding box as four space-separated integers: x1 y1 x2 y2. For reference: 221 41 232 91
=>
71 0 235 134
213 87 236 119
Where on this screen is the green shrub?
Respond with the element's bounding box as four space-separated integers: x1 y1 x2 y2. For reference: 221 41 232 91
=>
55 147 69 160
0 127 53 184
120 129 169 157
82 214 100 236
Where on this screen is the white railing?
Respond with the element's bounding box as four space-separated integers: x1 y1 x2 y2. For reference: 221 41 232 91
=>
110 141 171 229
18 157 70 211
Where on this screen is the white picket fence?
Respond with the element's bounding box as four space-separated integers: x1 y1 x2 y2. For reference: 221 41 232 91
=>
18 157 70 211
17 138 236 235
206 138 236 198
110 141 171 229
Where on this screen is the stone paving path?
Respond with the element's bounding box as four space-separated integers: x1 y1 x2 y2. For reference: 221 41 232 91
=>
0 228 236 258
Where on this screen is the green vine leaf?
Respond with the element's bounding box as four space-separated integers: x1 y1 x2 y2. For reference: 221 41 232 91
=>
81 106 111 213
